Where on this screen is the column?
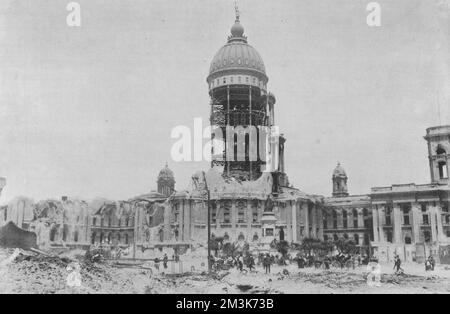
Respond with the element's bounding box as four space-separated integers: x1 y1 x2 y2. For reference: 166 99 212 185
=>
317 206 324 240
286 202 292 242
303 202 310 238
337 209 344 229
430 205 439 243
377 205 385 242
393 204 403 244
292 201 298 243
357 208 364 229
372 206 379 243
182 200 188 242
311 205 317 238
411 203 421 244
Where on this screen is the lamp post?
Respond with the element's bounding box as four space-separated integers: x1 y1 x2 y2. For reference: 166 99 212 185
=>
202 171 212 272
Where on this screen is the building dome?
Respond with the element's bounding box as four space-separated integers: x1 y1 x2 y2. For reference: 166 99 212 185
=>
333 163 347 178
158 163 175 182
207 16 267 85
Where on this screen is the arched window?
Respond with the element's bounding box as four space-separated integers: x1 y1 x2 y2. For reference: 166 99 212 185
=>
125 234 129 244
107 233 111 244
74 230 79 243
93 217 97 226
437 145 446 155
91 232 96 245
238 232 245 241
100 233 104 244
62 225 69 242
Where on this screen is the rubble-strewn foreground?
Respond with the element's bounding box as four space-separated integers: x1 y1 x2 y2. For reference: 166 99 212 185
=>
1 248 450 294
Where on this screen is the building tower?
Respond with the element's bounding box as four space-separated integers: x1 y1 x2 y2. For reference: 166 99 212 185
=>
424 126 450 184
332 163 349 197
207 7 276 181
157 163 175 197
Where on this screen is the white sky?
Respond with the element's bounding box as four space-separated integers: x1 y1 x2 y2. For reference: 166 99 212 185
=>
0 0 450 203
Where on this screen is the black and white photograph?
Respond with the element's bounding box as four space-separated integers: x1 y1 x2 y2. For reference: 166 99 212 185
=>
0 0 450 296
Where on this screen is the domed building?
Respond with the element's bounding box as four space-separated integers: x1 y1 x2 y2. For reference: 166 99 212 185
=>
208 10 274 181
134 9 324 256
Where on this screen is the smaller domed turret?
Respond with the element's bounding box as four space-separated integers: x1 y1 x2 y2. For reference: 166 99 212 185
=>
332 162 349 197
157 163 175 197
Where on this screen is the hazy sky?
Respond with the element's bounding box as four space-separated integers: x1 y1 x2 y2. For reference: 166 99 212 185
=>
0 0 450 203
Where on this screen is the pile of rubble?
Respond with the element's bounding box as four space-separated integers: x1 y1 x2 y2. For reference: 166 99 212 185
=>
0 248 140 294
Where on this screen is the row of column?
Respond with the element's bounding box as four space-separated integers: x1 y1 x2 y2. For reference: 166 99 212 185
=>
372 203 447 244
